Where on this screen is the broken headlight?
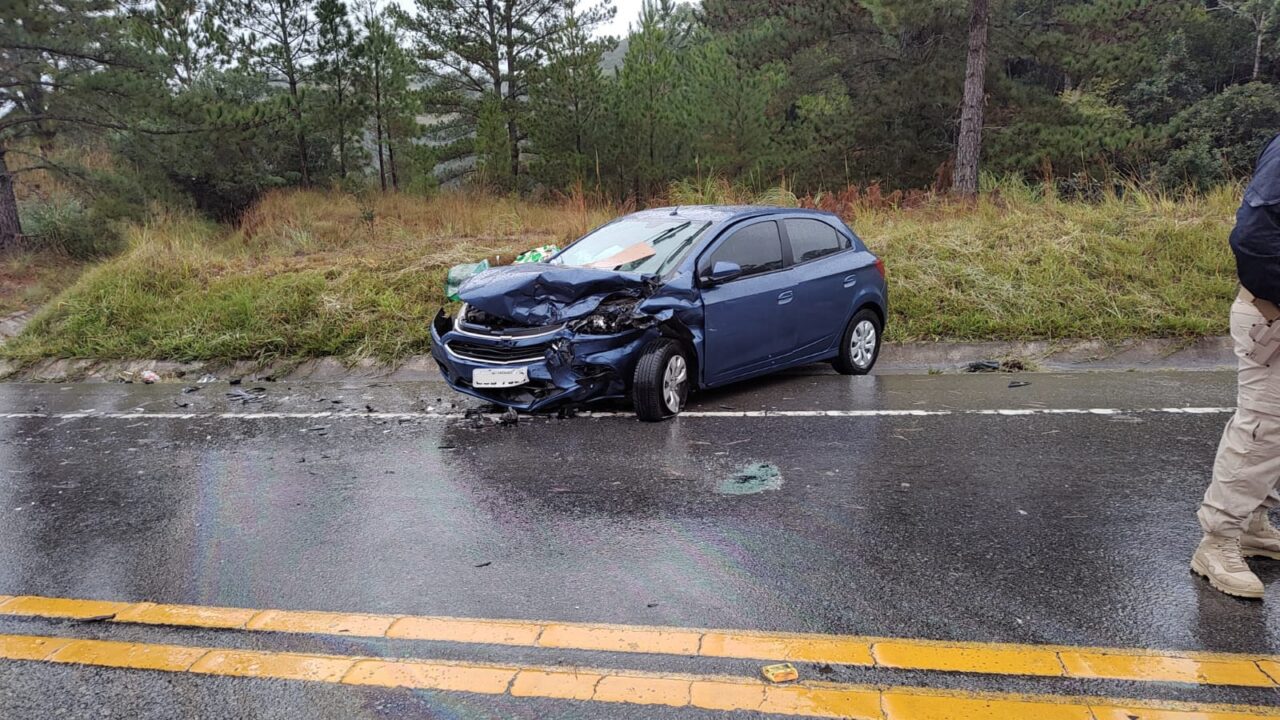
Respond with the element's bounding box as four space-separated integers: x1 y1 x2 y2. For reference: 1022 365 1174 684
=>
569 299 648 334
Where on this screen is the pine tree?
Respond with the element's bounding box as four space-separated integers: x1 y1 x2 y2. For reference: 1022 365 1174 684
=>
527 0 614 189
614 0 683 199
218 0 320 184
135 0 228 89
397 0 571 186
1215 0 1280 80
953 0 989 196
315 0 364 178
0 0 169 249
355 1 412 191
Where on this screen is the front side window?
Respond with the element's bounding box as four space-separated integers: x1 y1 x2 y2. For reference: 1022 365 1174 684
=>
705 221 784 278
786 218 847 263
553 218 709 276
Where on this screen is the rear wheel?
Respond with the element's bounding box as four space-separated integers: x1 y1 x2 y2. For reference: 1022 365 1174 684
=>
833 309 882 375
633 339 690 421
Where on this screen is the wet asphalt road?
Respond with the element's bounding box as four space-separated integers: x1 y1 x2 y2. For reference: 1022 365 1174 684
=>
0 369 1278 717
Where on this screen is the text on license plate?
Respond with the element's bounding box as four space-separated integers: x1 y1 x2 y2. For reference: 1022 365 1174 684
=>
472 367 529 388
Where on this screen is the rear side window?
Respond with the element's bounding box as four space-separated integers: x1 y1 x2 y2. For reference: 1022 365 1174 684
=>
706 221 784 278
786 219 847 263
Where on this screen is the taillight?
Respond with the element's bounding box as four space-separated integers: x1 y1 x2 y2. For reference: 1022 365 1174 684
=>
874 258 886 277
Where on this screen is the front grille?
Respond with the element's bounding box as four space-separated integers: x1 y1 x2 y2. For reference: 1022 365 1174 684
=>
458 304 563 338
446 340 551 364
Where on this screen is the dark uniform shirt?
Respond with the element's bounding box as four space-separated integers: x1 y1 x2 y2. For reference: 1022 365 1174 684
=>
1232 134 1280 305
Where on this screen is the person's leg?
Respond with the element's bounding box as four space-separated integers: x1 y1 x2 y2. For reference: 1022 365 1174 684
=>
1193 293 1280 598
1242 476 1280 559
1198 406 1280 536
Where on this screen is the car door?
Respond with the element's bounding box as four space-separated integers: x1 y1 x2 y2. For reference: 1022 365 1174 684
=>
783 217 854 356
784 217 878 358
698 219 799 385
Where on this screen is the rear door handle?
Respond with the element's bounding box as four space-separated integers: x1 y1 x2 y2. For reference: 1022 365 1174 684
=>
777 290 794 305
843 274 859 288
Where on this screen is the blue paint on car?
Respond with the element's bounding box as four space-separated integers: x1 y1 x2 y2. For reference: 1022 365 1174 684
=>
429 205 888 420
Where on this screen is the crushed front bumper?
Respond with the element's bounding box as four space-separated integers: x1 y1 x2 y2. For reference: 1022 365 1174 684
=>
429 309 656 412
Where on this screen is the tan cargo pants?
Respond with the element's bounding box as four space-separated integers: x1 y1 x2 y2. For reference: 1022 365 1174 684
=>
1198 290 1280 536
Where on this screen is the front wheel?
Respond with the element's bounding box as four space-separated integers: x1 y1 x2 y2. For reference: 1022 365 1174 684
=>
632 338 690 421
833 309 882 375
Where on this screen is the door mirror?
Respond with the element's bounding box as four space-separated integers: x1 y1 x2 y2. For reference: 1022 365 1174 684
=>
703 261 742 286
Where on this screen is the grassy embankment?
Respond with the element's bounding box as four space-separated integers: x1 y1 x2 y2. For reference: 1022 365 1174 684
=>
0 183 1242 364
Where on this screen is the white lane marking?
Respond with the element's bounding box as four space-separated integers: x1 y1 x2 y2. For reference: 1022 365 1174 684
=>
0 407 1237 420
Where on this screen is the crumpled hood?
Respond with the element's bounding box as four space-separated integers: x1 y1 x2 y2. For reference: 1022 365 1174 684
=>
458 263 658 326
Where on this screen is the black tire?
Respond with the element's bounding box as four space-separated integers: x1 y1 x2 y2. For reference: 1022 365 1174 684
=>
833 309 882 375
632 338 690 421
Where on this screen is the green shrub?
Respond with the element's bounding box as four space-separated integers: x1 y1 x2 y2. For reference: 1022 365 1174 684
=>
1156 82 1280 190
19 197 124 260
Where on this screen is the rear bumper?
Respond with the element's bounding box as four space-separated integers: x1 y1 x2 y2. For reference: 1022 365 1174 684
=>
429 309 654 412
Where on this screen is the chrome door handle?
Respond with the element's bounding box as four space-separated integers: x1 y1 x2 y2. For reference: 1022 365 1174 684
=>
777 290 794 305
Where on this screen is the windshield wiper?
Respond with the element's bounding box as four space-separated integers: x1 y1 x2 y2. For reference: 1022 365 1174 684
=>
646 222 692 247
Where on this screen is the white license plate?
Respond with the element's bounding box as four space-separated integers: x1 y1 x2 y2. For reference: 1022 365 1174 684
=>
472 367 529 388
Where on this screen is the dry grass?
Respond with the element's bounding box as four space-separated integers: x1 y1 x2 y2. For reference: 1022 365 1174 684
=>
2 182 1242 363
0 252 88 317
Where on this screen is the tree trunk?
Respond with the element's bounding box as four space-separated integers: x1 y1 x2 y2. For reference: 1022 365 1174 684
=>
387 120 399 190
0 148 21 253
289 77 311 185
337 78 348 178
1255 20 1265 81
503 1 519 184
507 117 520 184
374 73 387 192
952 0 989 197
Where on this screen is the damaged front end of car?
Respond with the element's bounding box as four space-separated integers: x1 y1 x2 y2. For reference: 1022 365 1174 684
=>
429 264 692 412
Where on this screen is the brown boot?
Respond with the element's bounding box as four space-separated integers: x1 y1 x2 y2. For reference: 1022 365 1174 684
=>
1191 533 1264 599
1242 510 1280 560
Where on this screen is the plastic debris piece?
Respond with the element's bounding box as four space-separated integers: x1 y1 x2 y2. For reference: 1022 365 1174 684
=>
446 259 490 301
1008 381 1031 388
225 388 265 404
514 244 560 264
762 663 799 683
139 370 161 384
498 408 519 426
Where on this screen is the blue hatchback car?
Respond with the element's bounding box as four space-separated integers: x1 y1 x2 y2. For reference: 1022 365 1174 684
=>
430 206 888 420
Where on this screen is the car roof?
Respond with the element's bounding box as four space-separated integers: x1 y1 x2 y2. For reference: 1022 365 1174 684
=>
626 205 837 224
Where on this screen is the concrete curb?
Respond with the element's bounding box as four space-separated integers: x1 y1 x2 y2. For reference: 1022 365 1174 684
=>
0 336 1236 384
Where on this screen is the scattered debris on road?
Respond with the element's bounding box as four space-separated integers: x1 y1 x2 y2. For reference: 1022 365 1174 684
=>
225 387 266 404
1008 380 1031 388
718 463 783 495
139 370 160 384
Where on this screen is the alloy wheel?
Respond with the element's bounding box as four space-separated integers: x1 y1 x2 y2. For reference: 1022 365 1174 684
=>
851 320 877 369
663 354 688 412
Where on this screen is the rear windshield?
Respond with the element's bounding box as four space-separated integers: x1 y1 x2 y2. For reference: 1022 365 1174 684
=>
553 218 710 276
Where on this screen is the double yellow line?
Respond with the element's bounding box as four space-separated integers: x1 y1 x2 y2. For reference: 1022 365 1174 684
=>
1 594 1278 719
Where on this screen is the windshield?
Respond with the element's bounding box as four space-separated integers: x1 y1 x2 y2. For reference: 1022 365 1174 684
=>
552 218 709 276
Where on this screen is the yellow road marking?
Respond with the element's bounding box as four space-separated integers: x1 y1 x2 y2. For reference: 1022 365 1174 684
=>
2 594 1278 689
0 633 1277 719
49 638 206 672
